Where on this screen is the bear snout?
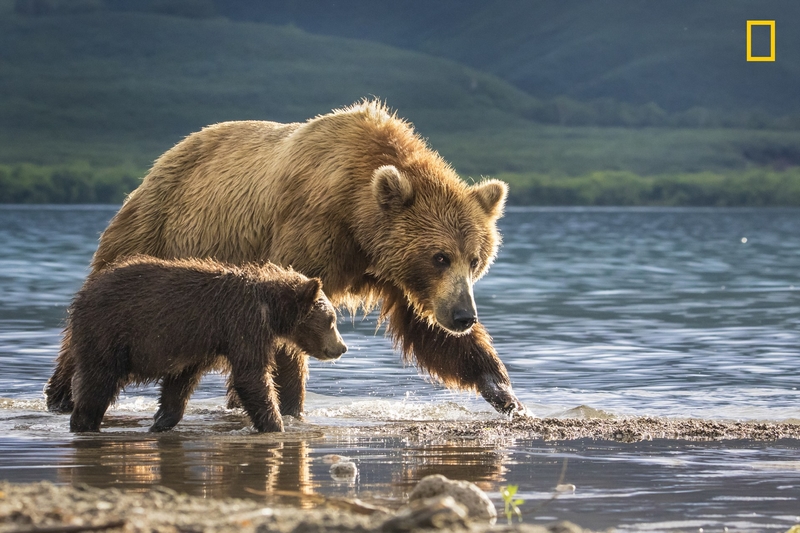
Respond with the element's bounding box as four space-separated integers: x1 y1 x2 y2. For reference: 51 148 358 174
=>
320 337 347 360
452 307 477 331
435 286 478 334
435 305 478 334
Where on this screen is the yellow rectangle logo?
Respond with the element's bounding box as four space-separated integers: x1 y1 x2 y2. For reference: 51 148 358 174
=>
747 20 775 61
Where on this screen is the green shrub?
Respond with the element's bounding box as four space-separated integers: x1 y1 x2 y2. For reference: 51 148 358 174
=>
499 168 800 207
0 163 142 203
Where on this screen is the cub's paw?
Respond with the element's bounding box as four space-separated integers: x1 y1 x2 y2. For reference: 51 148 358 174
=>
226 390 243 410
150 409 181 432
44 381 74 413
46 397 75 414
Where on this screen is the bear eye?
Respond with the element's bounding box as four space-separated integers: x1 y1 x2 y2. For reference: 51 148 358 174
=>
432 253 450 268
470 258 479 271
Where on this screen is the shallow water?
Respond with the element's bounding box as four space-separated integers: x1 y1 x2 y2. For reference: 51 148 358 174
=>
1 205 799 531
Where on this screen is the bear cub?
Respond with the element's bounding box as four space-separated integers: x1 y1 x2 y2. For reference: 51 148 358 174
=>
58 255 346 433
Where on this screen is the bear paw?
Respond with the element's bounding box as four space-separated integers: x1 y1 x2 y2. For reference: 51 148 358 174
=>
479 380 531 418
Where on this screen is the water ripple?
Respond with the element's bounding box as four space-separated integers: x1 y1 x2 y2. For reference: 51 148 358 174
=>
1 206 799 420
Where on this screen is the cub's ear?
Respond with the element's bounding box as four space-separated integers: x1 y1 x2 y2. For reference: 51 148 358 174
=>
298 278 322 308
472 179 508 218
372 165 414 211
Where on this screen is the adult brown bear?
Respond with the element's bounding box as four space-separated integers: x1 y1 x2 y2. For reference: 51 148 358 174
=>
46 100 526 417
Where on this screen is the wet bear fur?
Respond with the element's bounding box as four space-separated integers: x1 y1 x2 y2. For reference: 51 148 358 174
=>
61 256 346 433
45 100 526 418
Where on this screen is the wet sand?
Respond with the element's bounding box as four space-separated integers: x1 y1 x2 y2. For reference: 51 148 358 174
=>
349 414 800 443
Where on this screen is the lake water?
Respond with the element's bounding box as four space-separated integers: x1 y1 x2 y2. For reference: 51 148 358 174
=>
1 205 799 531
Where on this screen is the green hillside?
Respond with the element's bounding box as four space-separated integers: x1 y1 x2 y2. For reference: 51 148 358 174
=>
0 10 537 158
1 6 800 205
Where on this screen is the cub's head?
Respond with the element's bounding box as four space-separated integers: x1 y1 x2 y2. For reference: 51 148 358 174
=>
291 278 348 361
369 164 507 335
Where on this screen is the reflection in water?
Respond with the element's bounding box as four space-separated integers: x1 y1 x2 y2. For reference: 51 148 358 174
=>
52 432 513 509
63 439 162 489
398 445 509 493
60 435 315 504
0 432 793 532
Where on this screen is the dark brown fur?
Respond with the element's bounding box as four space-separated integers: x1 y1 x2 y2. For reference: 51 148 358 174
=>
59 256 345 433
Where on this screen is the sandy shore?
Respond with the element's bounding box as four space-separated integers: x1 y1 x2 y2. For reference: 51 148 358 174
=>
341 414 800 443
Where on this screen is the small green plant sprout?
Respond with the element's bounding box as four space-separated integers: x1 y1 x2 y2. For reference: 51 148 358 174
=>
500 484 524 524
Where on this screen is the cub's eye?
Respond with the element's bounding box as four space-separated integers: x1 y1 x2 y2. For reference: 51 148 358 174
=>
470 258 479 271
433 253 450 267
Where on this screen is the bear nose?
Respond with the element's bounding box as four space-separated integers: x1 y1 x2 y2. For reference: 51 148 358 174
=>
452 308 477 330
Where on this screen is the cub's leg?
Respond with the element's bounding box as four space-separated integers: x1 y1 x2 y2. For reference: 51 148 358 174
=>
225 374 242 409
228 355 282 432
225 344 306 417
151 366 204 432
272 344 308 418
69 356 124 433
45 328 76 413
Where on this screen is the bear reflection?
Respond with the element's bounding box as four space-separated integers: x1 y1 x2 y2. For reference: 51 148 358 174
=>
60 435 315 501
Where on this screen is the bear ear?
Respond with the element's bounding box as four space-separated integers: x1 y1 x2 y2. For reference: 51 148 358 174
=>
372 165 414 211
472 179 508 218
298 278 322 309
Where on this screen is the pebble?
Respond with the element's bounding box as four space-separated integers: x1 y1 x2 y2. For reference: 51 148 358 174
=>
329 461 358 481
320 454 346 464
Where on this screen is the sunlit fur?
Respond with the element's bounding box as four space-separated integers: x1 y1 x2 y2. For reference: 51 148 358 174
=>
46 100 520 414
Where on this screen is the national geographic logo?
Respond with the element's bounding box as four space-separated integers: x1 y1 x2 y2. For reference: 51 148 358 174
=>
746 20 775 61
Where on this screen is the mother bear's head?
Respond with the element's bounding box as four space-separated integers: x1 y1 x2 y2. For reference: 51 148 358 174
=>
368 163 507 335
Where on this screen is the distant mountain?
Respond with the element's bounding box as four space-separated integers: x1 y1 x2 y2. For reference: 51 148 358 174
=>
0 8 538 152
213 0 800 115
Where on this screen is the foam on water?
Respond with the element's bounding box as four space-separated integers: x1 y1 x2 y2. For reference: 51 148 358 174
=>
0 392 633 439
3 389 797 441
0 393 504 435
304 392 500 423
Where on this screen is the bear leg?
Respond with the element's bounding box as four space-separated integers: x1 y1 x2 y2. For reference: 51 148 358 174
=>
272 344 308 418
69 368 122 433
45 358 75 413
45 329 76 413
385 292 528 417
225 381 242 410
229 357 283 432
151 366 204 432
225 344 307 417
